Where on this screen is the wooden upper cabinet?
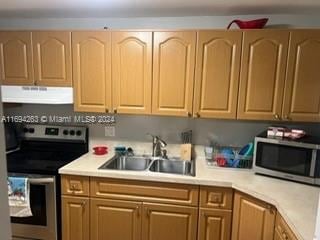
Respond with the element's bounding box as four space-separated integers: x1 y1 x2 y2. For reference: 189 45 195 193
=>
112 31 152 114
194 31 242 119
142 203 197 240
33 31 72 87
232 192 276 240
0 31 34 85
62 196 89 240
90 198 141 240
72 31 111 113
282 30 320 122
152 31 196 116
238 30 289 121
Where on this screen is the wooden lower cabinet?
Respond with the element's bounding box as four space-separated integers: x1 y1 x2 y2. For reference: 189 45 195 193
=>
90 198 142 240
142 203 198 240
198 208 232 240
231 192 276 240
274 213 298 240
61 196 89 240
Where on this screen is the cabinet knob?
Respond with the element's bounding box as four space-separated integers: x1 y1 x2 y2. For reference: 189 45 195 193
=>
81 200 87 207
105 108 109 113
146 208 150 217
266 205 274 214
136 206 140 216
196 113 200 118
284 115 291 121
187 112 192 117
274 114 280 120
282 232 288 240
113 109 117 114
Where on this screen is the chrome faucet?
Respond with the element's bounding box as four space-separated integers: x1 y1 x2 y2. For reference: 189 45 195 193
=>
148 134 167 158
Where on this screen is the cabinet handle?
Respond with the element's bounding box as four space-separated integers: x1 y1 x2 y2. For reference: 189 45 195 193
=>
81 200 87 207
136 206 140 216
274 114 280 120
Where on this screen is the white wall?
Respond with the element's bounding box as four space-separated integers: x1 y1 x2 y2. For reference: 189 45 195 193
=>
1 14 320 29
0 91 11 240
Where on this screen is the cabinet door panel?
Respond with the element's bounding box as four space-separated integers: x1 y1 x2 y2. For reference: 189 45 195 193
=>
90 198 141 240
194 31 242 119
232 192 275 240
0 31 34 85
72 31 111 112
33 31 72 86
198 208 232 240
112 31 152 114
238 31 289 120
283 30 320 122
62 196 89 240
152 31 196 116
142 203 197 240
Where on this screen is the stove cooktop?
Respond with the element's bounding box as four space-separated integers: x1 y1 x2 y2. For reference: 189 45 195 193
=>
6 150 83 175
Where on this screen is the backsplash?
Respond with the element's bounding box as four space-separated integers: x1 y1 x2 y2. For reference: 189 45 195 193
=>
3 104 320 146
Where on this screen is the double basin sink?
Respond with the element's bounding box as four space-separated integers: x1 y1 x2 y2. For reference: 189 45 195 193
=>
99 155 194 176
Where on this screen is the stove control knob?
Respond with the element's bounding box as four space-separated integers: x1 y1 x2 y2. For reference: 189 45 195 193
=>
76 130 82 136
70 130 75 136
63 130 69 135
28 128 35 134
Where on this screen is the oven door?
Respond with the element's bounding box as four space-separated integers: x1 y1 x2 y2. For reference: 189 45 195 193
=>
253 137 317 184
9 174 57 240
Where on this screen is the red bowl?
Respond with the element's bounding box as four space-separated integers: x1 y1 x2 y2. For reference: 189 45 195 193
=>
227 18 269 29
93 146 108 155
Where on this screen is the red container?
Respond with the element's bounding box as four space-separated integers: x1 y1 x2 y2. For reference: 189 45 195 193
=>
93 146 108 155
227 18 268 29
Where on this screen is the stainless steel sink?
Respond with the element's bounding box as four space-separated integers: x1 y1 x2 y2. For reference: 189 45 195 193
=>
99 155 195 176
99 155 152 171
149 159 194 176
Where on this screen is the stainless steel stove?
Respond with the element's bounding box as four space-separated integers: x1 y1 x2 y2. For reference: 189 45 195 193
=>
6 124 88 240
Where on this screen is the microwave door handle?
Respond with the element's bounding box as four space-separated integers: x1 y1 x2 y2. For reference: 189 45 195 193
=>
29 178 54 185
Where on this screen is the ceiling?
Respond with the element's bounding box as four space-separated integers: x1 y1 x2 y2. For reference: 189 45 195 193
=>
0 0 320 18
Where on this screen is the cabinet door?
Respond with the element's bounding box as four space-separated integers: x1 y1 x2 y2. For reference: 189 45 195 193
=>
198 208 232 240
90 198 141 240
282 30 320 122
33 31 72 86
0 31 34 85
238 31 289 121
112 31 152 114
72 31 111 113
62 196 89 240
231 192 276 240
152 31 196 116
142 203 197 240
194 31 242 119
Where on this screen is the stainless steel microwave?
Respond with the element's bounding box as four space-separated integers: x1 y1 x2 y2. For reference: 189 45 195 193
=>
253 132 320 186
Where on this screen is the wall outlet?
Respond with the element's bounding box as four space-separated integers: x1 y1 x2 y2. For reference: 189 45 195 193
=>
105 126 115 137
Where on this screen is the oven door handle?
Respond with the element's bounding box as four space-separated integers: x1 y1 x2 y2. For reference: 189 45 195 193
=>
29 178 54 185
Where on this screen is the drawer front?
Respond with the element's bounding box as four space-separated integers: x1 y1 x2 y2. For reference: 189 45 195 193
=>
90 177 199 206
200 186 233 210
61 175 90 196
275 213 298 240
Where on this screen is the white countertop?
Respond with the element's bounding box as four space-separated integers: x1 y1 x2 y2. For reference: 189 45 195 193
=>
59 141 320 240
